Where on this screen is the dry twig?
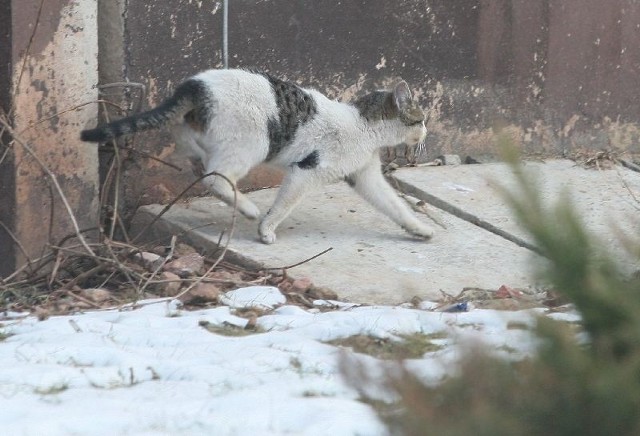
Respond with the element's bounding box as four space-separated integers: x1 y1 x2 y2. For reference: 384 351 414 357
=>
0 116 96 257
262 247 334 280
173 176 239 301
132 170 237 243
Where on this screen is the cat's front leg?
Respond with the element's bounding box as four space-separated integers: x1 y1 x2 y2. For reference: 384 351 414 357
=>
259 171 314 244
349 155 434 240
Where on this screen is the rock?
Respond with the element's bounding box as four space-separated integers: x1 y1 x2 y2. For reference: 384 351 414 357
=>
150 245 169 256
174 243 198 257
81 288 112 303
291 277 313 293
179 283 221 305
72 300 94 310
157 271 182 297
306 286 338 301
208 269 245 283
133 252 163 271
496 285 524 299
142 183 173 204
219 286 286 309
163 253 204 277
277 280 294 293
34 307 50 321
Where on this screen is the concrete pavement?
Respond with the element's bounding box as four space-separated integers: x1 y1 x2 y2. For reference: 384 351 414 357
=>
131 159 640 305
394 160 640 272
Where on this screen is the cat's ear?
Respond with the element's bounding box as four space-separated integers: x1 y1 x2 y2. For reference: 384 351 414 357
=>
393 81 413 110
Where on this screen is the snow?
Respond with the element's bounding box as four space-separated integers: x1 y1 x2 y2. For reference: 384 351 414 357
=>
219 285 287 309
0 287 579 436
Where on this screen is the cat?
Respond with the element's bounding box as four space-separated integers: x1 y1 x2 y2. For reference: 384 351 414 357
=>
81 69 434 244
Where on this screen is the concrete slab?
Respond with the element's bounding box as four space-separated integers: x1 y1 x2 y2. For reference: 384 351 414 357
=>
393 160 640 271
131 183 539 305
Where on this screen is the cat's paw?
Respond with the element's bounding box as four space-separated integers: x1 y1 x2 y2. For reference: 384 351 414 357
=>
238 202 261 220
258 219 277 244
259 228 277 244
403 223 435 240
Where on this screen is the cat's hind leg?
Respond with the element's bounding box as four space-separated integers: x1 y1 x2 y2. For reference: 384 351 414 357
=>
349 154 434 240
203 172 261 220
173 124 262 219
259 170 315 244
171 124 207 176
201 157 261 220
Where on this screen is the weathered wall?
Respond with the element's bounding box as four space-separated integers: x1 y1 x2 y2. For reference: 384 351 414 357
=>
0 0 99 276
100 0 640 220
474 0 640 156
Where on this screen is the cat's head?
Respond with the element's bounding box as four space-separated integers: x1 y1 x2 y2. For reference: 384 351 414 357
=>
392 81 427 146
354 81 427 146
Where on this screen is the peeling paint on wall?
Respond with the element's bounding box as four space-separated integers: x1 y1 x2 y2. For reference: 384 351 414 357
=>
10 0 99 267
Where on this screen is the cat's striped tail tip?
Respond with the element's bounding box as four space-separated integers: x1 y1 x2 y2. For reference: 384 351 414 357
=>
80 128 109 143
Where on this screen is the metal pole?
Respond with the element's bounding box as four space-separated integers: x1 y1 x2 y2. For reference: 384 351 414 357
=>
223 0 229 69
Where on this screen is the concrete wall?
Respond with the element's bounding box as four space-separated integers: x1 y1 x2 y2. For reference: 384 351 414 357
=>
0 0 99 276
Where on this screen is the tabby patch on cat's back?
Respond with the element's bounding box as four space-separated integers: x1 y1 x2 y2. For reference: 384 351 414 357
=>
81 69 433 244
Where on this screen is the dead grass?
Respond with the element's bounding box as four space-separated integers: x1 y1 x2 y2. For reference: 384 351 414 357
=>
199 320 264 337
327 332 447 360
35 383 70 396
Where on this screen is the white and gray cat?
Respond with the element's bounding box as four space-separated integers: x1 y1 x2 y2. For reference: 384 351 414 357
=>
81 69 434 243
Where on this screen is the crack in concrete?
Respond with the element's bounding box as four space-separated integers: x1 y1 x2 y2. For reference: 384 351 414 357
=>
390 175 543 256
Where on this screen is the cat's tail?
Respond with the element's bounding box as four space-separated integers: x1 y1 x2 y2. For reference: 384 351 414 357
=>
80 80 205 142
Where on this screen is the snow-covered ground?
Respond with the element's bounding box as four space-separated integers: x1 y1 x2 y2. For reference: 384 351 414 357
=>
0 286 579 436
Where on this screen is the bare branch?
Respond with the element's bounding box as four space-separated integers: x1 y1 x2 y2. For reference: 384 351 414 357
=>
132 171 237 243
0 220 34 275
262 247 334 272
173 176 239 301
